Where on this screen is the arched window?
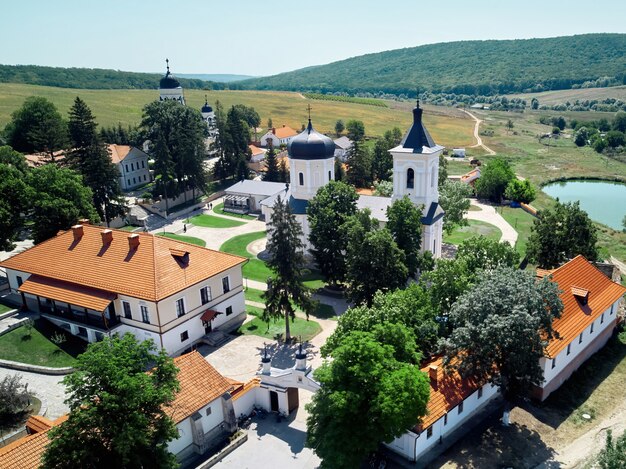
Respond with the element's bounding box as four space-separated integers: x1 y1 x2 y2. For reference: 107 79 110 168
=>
299 172 304 186
406 168 415 189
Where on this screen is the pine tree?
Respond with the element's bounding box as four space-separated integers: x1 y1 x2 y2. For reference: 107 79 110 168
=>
263 143 280 182
346 140 372 188
278 158 289 183
334 157 345 181
67 97 124 225
262 195 314 341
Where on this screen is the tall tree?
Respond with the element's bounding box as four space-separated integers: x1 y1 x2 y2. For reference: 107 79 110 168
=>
334 119 345 137
440 267 562 424
4 96 68 160
527 200 598 268
371 129 400 182
438 153 448 187
386 196 423 275
27 165 98 244
346 119 365 141
42 334 180 469
141 100 207 200
439 180 472 234
306 326 430 469
262 196 314 341
213 105 252 180
307 181 358 286
263 143 280 182
0 145 28 173
346 140 372 188
334 157 345 181
0 164 28 251
475 158 516 203
278 158 289 183
67 97 124 225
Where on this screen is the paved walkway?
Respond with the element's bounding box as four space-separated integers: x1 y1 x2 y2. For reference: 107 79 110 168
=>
466 200 518 246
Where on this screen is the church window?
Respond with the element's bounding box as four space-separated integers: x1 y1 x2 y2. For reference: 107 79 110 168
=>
299 172 304 186
407 168 415 189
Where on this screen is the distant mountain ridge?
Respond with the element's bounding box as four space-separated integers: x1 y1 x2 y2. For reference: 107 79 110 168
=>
177 73 256 83
236 34 626 96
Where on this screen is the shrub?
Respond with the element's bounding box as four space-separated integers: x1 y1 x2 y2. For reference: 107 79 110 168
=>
505 179 536 204
0 375 31 420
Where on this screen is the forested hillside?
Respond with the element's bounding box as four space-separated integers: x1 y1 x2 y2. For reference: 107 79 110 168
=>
0 64 225 90
238 34 626 96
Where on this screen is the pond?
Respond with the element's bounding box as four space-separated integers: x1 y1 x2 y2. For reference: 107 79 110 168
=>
542 180 626 231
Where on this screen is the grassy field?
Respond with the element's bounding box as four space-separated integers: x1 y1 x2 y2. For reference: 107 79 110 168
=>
499 206 537 257
213 202 256 220
189 214 245 228
156 232 206 247
443 220 502 245
238 306 322 342
0 320 85 367
0 303 13 314
0 83 474 143
509 85 626 107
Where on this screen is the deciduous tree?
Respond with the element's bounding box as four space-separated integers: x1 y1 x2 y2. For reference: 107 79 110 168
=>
0 145 28 173
475 157 516 203
440 267 562 424
0 164 29 251
334 119 345 136
262 195 314 341
505 179 536 204
42 334 180 469
527 200 598 268
306 326 430 469
386 196 422 275
439 180 472 234
346 119 365 142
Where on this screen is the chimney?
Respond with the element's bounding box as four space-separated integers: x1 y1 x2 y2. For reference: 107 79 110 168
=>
295 341 307 371
78 218 90 225
429 365 438 387
261 345 271 375
101 229 113 246
128 233 140 249
272 127 276 135
71 225 84 241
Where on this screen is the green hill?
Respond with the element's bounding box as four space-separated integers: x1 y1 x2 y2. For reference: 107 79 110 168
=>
238 34 626 96
0 64 226 90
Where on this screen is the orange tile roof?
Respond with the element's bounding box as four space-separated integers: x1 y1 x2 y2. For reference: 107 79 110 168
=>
167 351 233 423
545 255 626 357
271 126 297 139
0 225 246 302
248 144 265 156
19 275 116 311
417 358 482 431
0 431 50 468
25 415 54 434
107 144 132 163
231 377 261 401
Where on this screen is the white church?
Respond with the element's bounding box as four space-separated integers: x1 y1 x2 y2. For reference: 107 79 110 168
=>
226 100 445 257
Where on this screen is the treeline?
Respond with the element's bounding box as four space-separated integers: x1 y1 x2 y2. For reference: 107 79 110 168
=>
238 34 626 97
0 64 227 90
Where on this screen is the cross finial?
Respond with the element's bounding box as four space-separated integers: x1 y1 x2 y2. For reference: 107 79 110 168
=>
204 94 208 105
416 87 420 109
298 335 303 355
166 58 170 74
306 104 312 121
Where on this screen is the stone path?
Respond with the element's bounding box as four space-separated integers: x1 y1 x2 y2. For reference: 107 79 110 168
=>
466 199 518 246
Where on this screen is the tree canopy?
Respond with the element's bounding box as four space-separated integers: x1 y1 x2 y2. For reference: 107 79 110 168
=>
42 334 180 469
386 196 423 275
475 158 516 202
0 163 28 251
306 325 430 469
439 180 472 234
505 179 536 204
527 200 598 268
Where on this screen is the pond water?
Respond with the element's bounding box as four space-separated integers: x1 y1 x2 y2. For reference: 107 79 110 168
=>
542 180 626 231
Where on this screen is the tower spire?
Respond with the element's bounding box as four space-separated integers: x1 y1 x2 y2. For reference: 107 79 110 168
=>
204 94 208 105
166 58 170 75
306 104 313 133
416 87 420 109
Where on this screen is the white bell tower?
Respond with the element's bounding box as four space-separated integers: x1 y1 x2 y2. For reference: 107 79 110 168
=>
389 99 445 258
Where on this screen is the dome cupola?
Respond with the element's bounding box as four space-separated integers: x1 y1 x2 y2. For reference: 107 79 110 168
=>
288 119 335 160
159 59 181 89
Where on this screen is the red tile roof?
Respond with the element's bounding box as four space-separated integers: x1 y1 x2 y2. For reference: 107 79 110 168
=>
0 225 246 302
270 126 297 139
19 275 116 311
107 144 132 163
545 255 626 357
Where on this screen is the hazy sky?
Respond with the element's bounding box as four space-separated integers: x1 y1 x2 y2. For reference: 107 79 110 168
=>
2 0 625 77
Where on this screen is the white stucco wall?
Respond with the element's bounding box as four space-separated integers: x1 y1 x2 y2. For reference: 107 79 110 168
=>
289 157 334 200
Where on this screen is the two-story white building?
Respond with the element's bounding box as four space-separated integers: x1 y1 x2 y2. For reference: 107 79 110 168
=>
0 224 247 356
109 144 151 191
260 125 298 148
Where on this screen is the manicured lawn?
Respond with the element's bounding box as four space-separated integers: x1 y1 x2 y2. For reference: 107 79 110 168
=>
245 288 265 304
0 320 86 367
245 289 337 320
118 225 139 232
0 303 14 314
499 206 537 257
238 306 322 342
443 220 502 245
213 203 256 220
220 231 266 257
157 232 206 247
189 214 245 228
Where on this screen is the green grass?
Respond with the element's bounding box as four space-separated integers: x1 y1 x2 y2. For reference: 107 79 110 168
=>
189 214 245 228
118 225 139 232
0 320 85 367
221 232 271 281
446 159 474 176
498 206 537 257
213 202 256 220
0 83 474 143
443 220 502 245
245 288 265 304
245 288 337 320
239 306 322 342
156 232 206 247
0 303 13 314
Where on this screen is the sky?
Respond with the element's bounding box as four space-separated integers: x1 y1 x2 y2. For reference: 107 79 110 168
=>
2 0 625 77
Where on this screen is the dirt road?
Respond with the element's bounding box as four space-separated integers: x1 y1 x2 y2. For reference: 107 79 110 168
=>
462 110 496 156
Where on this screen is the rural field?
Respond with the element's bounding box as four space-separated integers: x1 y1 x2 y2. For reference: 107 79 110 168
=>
509 85 626 106
0 83 475 146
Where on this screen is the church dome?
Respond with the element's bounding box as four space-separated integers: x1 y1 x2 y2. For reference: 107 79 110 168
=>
288 120 335 160
160 73 181 89
201 99 213 113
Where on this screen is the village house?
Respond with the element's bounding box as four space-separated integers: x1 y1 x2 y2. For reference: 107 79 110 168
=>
248 144 267 162
259 125 298 148
386 255 626 463
333 135 353 160
0 225 247 356
109 144 151 191
0 352 240 468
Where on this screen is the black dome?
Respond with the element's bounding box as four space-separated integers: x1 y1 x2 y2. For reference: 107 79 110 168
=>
288 120 335 160
160 72 181 89
201 103 213 113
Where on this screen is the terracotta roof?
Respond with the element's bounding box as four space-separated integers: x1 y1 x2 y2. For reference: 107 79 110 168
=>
25 415 54 434
417 358 482 432
168 351 233 423
107 144 132 163
0 431 50 468
0 225 246 302
536 268 555 279
200 309 220 322
231 377 261 401
248 144 265 156
19 275 116 311
270 126 297 139
24 151 66 168
545 255 626 357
